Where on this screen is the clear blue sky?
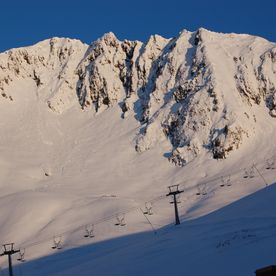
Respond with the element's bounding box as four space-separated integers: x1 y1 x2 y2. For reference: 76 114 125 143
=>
0 0 275 52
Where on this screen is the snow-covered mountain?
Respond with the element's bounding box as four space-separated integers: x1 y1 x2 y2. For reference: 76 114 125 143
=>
1 28 276 165
0 29 276 275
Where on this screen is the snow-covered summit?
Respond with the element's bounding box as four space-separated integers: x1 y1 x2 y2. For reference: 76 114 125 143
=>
1 29 276 275
0 37 88 113
1 28 275 164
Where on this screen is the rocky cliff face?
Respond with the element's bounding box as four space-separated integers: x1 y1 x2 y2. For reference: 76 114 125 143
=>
0 37 88 112
1 29 275 165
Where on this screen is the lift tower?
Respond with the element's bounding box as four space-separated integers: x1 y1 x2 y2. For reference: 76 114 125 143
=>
0 243 20 276
166 184 184 225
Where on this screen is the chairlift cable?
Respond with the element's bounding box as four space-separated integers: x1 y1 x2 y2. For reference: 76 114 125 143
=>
17 155 275 256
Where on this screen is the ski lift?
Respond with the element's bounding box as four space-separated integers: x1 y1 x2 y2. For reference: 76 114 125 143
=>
17 248 26 262
52 236 62 250
243 166 255 178
115 215 126 226
202 183 207 195
266 158 275 170
143 202 153 215
84 224 94 238
196 184 201 195
221 175 231 187
196 183 207 195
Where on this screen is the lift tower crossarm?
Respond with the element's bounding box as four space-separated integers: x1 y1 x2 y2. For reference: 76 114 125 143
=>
0 243 20 276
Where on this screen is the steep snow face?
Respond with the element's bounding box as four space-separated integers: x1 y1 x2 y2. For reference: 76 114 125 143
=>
0 37 88 113
0 29 276 274
132 29 276 165
76 32 143 112
0 29 276 165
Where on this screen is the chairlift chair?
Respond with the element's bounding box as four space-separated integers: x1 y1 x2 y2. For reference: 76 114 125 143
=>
143 202 153 215
243 167 254 179
221 175 231 187
115 216 121 226
196 183 207 195
115 215 126 226
84 225 94 238
196 184 201 195
52 236 62 250
17 248 25 262
266 158 275 170
120 218 126 227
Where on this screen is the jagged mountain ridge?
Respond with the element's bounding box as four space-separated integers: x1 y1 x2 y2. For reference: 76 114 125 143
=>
0 28 275 165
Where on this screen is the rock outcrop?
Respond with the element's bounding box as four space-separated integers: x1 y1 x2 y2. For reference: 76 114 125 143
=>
1 29 276 165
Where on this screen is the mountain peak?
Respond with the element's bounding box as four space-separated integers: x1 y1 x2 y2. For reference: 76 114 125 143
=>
1 29 276 164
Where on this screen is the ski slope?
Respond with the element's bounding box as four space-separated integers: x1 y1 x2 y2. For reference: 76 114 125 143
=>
0 28 276 275
15 182 276 276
